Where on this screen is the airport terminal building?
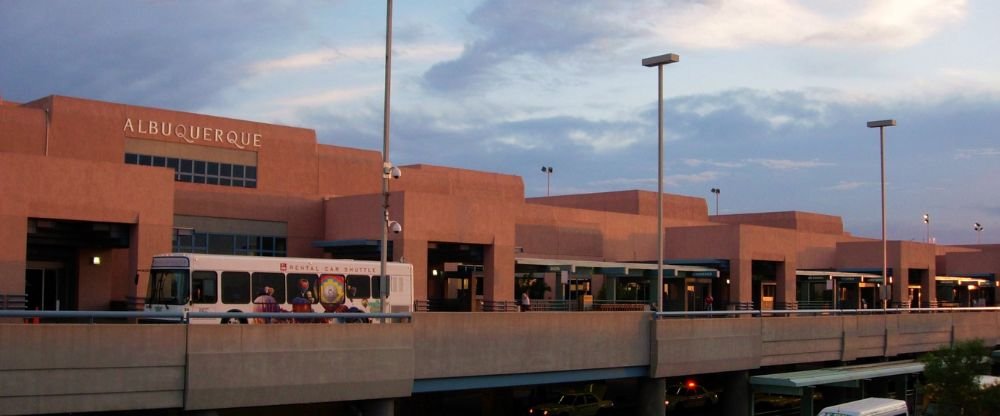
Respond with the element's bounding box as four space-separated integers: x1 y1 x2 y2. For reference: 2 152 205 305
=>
1 95 997 313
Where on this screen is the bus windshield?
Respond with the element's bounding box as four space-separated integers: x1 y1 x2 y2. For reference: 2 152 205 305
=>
146 269 189 306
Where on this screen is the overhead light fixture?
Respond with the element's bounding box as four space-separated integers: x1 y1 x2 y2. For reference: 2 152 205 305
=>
92 256 102 265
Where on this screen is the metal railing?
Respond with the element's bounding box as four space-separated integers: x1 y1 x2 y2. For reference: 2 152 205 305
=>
592 300 650 311
0 294 27 310
528 299 573 311
797 300 834 310
4 306 999 323
654 306 1000 319
482 300 520 312
0 309 412 324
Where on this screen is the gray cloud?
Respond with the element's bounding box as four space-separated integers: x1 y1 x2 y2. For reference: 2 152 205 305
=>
0 2 307 109
422 0 639 93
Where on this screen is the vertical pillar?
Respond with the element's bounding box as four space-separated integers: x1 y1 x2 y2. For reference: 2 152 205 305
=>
722 370 750 416
730 258 753 310
397 239 428 302
359 398 394 416
775 260 797 310
921 268 937 308
891 267 908 308
483 243 514 309
0 215 27 298
800 386 815 416
637 377 666 416
129 222 172 307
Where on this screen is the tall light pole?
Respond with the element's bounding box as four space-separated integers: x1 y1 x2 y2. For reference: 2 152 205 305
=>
975 222 984 244
710 188 720 216
868 119 896 308
922 213 930 243
541 166 553 196
379 0 396 313
643 52 679 313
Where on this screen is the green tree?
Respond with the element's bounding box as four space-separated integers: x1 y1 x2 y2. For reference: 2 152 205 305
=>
919 339 992 415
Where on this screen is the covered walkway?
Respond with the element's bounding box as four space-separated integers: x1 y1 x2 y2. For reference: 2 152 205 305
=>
750 360 924 416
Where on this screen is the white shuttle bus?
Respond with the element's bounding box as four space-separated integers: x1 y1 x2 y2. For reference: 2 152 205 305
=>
144 253 413 323
817 397 908 416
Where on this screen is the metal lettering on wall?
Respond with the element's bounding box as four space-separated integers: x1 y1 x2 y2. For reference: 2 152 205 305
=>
123 118 262 150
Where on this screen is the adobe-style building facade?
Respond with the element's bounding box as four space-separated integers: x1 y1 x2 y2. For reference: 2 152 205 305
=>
0 95 995 312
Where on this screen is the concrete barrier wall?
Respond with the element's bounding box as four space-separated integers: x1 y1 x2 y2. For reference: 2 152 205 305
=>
412 312 650 379
3 312 1000 414
844 314 891 361
0 324 185 415
185 323 414 410
761 316 844 366
890 313 954 356
652 318 761 378
953 312 1000 346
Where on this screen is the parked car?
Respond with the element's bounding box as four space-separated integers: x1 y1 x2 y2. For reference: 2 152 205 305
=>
528 391 613 416
665 382 719 412
754 391 823 411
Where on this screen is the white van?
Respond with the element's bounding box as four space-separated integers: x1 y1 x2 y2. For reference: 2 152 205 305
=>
817 397 908 416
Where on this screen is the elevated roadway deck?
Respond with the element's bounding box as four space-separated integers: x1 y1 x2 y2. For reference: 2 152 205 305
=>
2 309 999 415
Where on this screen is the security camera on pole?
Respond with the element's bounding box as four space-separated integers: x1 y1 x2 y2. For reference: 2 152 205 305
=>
379 0 401 318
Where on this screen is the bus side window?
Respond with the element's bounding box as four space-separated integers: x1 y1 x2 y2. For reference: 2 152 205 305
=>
192 271 217 304
252 272 286 303
221 271 250 304
347 275 371 299
287 273 318 304
371 275 390 297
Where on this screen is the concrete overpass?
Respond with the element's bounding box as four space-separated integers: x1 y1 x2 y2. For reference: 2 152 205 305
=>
2 310 999 415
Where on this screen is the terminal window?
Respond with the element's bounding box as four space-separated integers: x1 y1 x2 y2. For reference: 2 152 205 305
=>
125 152 257 188
174 232 287 257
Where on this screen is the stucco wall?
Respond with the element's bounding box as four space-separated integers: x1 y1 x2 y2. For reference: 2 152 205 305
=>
0 153 174 299
0 104 46 155
527 190 709 223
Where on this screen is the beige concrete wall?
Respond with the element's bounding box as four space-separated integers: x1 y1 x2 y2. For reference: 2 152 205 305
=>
2 312 1000 414
185 323 415 410
412 312 650 379
652 318 761 378
760 316 844 366
0 324 185 415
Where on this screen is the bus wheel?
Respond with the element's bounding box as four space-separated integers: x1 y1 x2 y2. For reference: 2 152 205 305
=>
222 311 247 324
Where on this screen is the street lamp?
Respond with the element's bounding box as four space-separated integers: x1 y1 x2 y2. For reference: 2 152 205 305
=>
975 222 984 244
643 52 679 313
710 188 720 216
922 213 930 243
867 119 896 308
379 0 398 314
541 166 553 196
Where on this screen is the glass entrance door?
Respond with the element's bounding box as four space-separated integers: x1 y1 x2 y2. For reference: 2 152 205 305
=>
25 262 69 311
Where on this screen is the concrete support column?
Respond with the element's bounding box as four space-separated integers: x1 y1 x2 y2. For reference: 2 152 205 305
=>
483 242 514 309
722 370 750 416
397 239 428 302
891 267 908 308
0 215 27 297
730 258 753 310
800 386 815 416
637 377 665 416
921 268 938 308
359 398 394 416
775 260 797 310
129 222 172 305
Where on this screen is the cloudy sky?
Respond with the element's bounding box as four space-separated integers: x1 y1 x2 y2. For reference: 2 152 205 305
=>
2 0 998 244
